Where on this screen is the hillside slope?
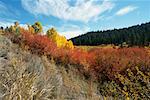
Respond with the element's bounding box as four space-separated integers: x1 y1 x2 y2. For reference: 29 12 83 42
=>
70 22 150 46
0 35 101 99
0 22 150 99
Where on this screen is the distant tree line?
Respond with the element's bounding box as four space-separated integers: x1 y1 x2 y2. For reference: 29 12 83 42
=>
70 22 150 46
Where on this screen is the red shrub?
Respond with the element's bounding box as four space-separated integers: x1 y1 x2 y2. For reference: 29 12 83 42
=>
88 47 150 79
8 29 150 81
20 29 57 56
68 48 91 67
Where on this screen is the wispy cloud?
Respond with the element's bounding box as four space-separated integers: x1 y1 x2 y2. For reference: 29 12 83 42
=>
116 5 137 16
0 21 13 28
21 0 115 22
0 1 9 16
43 24 89 39
58 24 90 39
0 18 16 28
0 1 20 19
0 18 27 29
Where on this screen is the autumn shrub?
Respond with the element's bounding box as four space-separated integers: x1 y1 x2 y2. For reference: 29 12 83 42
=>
3 22 150 99
5 25 150 82
7 28 150 79
88 47 150 79
20 29 57 56
52 48 70 65
99 66 150 99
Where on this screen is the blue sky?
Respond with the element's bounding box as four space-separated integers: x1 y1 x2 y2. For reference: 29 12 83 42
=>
0 0 150 39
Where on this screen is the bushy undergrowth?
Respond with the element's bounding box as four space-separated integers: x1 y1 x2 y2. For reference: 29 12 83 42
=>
89 48 150 79
99 66 150 99
8 29 150 78
3 26 150 99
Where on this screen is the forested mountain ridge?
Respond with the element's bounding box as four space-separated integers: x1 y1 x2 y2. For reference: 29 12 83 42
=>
70 22 150 46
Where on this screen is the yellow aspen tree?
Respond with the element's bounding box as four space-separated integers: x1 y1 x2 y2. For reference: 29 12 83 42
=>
46 27 74 49
32 22 43 34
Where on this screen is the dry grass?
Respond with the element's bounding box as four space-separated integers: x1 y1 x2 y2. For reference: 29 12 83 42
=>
76 44 118 51
0 56 62 100
0 35 102 99
0 36 62 99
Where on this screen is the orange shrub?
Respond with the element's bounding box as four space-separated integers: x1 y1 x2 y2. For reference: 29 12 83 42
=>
88 47 150 79
20 29 57 56
7 28 150 81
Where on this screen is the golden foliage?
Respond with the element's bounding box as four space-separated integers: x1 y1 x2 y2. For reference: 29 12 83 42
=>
33 22 43 33
27 24 35 34
8 22 21 36
27 22 43 34
46 28 74 49
100 66 150 99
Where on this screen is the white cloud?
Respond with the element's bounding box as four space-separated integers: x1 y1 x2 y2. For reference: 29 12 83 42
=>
0 19 28 29
21 0 114 22
0 21 13 28
43 24 89 39
0 19 86 39
0 19 15 28
58 24 89 39
116 6 137 16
